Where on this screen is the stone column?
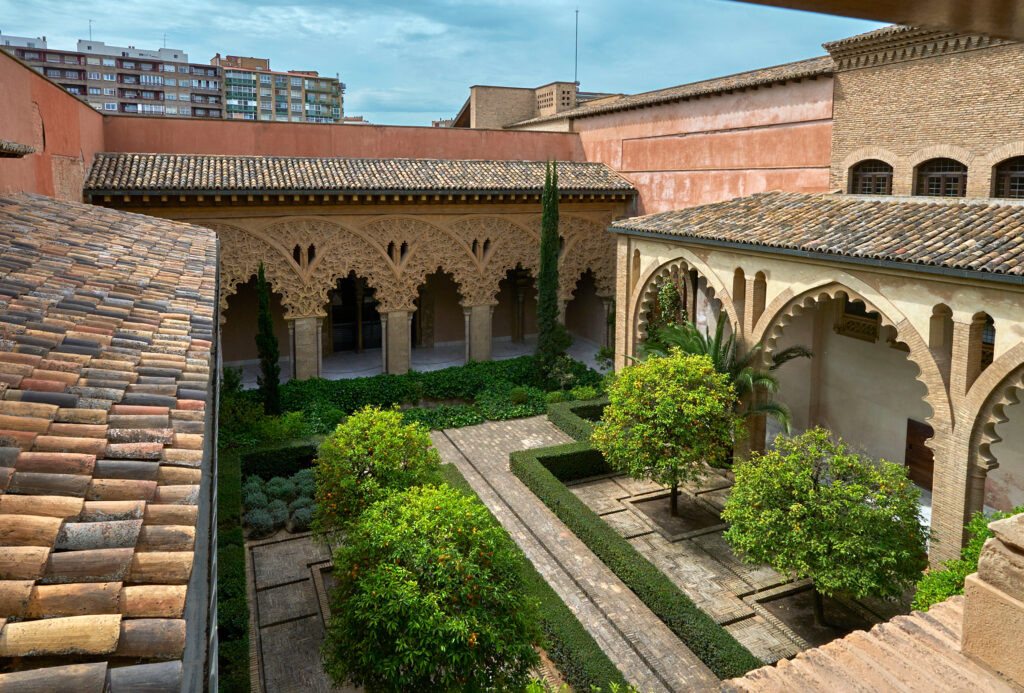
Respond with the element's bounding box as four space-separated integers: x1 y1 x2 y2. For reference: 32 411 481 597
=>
557 299 568 325
384 310 411 375
962 512 1024 685
380 313 388 374
287 319 296 379
602 297 614 349
467 305 493 362
464 308 471 363
290 316 321 380
950 318 977 399
614 235 631 371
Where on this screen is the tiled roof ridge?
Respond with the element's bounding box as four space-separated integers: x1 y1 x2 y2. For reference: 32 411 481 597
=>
612 191 1024 279
93 152 616 166
0 193 217 690
83 153 636 195
508 56 833 127
0 139 35 158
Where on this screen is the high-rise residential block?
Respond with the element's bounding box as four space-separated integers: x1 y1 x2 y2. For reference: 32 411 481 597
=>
211 53 344 124
0 36 222 118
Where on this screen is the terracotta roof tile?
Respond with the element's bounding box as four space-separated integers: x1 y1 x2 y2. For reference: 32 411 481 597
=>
0 194 216 688
612 192 1024 280
84 153 635 195
510 56 833 126
0 140 34 159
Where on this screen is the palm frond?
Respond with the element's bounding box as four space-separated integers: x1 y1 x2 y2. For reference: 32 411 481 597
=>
770 345 813 371
744 400 793 433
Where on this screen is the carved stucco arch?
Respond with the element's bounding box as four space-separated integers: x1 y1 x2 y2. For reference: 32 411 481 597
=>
558 216 617 302
449 216 539 305
212 222 304 321
962 342 1024 472
627 250 739 353
363 216 483 311
249 217 398 317
753 279 953 436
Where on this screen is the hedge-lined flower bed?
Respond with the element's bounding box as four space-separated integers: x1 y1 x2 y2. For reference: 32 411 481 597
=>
510 444 762 679
242 469 315 537
547 397 608 442
434 464 629 691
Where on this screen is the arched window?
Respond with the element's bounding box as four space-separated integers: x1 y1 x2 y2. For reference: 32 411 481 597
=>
849 159 893 195
915 158 967 197
993 156 1024 198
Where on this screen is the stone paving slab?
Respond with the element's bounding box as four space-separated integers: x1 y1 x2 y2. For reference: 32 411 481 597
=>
603 508 655 539
258 578 319 627
433 417 719 693
690 531 790 594
260 615 338 693
251 535 330 590
570 477 630 515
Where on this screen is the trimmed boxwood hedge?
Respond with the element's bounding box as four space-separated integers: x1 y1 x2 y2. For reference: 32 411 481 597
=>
240 442 318 480
510 446 762 679
534 441 612 482
217 449 250 692
547 397 608 442
434 464 629 691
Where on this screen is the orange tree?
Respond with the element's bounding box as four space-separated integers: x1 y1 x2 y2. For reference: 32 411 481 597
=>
322 484 540 691
592 352 738 515
724 428 929 626
313 405 440 533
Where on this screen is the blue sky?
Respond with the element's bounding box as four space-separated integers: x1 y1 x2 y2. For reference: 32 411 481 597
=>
3 1 883 125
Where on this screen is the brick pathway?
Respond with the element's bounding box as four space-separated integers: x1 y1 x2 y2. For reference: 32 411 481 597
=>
433 417 719 693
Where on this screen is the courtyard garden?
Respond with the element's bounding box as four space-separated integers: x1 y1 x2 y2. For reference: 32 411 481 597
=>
212 167 999 693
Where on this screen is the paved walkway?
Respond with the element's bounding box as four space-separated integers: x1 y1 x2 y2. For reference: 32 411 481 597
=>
432 417 719 693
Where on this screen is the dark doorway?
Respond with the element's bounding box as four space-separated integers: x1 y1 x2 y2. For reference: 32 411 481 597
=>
905 419 935 491
328 272 380 352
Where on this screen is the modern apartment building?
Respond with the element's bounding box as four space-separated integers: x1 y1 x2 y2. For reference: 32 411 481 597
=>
1 38 222 118
211 53 344 124
0 32 46 49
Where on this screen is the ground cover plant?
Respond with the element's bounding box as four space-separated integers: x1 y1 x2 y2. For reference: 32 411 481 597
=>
241 468 316 537
216 447 250 692
912 503 1024 611
220 355 602 449
724 428 929 626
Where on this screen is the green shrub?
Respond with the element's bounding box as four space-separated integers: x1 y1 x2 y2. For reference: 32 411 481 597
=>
290 506 314 532
323 485 540 691
912 504 1024 611
569 385 601 401
245 508 275 537
546 390 568 404
241 475 264 497
240 443 318 480
217 448 249 692
265 477 297 502
402 403 485 429
218 638 250 693
510 386 531 404
266 499 289 527
242 491 268 511
511 446 761 679
288 496 314 513
314 406 440 532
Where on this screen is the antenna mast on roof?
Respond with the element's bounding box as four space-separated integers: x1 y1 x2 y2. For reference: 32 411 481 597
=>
574 8 579 84
88 18 93 41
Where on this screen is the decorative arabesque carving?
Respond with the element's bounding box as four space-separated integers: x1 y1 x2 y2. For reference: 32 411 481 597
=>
557 216 616 301
214 212 618 321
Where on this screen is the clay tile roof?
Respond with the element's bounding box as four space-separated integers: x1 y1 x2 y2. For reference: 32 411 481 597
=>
0 193 216 690
612 192 1024 280
84 153 635 196
509 56 833 127
822 24 945 51
0 140 35 159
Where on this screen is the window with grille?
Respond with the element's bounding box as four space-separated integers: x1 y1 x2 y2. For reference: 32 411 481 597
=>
915 158 967 197
849 160 893 194
993 157 1024 198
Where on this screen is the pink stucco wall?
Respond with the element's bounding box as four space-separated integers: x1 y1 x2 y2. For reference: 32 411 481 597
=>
0 52 104 199
573 76 834 213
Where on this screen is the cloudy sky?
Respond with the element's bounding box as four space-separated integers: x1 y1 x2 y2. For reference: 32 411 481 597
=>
2 0 883 125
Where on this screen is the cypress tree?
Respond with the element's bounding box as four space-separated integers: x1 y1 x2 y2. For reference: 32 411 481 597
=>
536 161 571 379
255 262 281 415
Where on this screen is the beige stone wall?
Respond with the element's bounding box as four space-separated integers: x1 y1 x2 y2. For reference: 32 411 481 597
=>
830 39 1024 195
469 86 538 129
616 231 1024 564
